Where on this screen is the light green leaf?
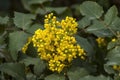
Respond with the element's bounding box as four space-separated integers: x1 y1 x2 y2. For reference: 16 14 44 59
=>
80 1 104 19
45 74 65 80
0 63 26 80
75 35 95 56
68 67 89 80
78 17 91 28
14 12 35 30
104 6 118 25
79 75 111 80
0 16 9 24
86 20 113 37
9 31 29 61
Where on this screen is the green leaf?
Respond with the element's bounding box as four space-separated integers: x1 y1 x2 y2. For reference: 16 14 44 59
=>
28 0 49 5
68 67 89 80
20 57 46 75
26 73 36 80
106 46 120 60
86 20 113 37
110 17 120 32
80 1 103 19
0 16 9 24
9 31 29 61
27 23 44 34
0 63 26 80
79 75 111 80
14 12 35 30
75 35 95 56
104 6 118 25
45 74 65 80
78 17 91 28
105 46 120 74
36 7 67 14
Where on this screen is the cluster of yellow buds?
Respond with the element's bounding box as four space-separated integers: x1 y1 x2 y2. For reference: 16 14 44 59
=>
96 37 106 47
113 65 120 71
22 13 86 73
22 37 32 53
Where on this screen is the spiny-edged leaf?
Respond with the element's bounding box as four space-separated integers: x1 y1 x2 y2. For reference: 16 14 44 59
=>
104 6 118 25
68 67 89 80
0 16 9 24
0 63 26 80
86 20 113 37
27 23 44 34
79 75 111 80
28 0 49 5
9 31 29 61
75 35 95 56
36 7 67 14
45 74 65 80
14 12 35 30
80 1 103 19
110 17 120 32
78 17 91 28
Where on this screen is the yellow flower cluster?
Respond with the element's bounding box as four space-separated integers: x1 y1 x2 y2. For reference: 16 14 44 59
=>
22 37 32 53
96 37 106 47
113 65 120 71
22 13 86 73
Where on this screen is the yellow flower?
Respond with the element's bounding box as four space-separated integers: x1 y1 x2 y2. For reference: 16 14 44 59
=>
112 38 116 42
22 13 86 73
96 37 106 47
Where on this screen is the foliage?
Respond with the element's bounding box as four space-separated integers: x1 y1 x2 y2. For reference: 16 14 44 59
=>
0 0 120 80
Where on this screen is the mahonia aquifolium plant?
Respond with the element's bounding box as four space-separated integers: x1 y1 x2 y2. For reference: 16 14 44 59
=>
22 13 86 73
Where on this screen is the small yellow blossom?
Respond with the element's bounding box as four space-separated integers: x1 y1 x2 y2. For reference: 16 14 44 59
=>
96 37 106 47
113 65 120 71
112 38 116 42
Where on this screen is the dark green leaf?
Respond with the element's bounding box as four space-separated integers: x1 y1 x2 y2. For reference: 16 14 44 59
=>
9 31 29 61
14 12 35 30
75 35 95 56
0 63 26 80
68 67 89 80
20 57 46 75
27 23 44 34
36 7 67 14
28 0 49 5
80 1 103 19
79 75 111 80
45 74 65 80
